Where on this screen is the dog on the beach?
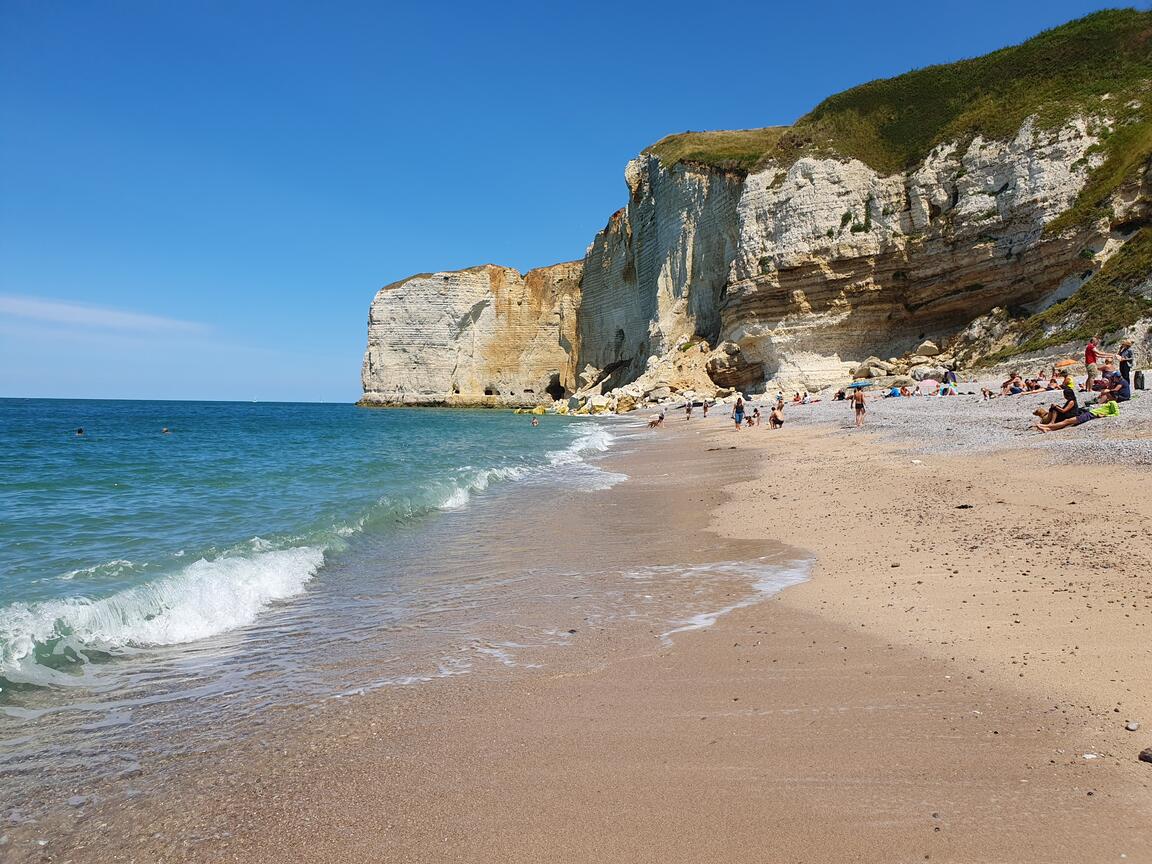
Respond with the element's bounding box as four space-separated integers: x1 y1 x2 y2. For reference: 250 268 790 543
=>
647 416 661 429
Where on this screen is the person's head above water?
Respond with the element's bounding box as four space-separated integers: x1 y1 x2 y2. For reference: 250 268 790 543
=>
75 427 84 436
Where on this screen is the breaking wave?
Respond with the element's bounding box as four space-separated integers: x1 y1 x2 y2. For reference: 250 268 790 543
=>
0 544 325 688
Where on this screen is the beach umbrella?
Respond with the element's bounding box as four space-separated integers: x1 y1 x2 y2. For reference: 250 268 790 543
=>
1054 359 1077 369
846 380 872 389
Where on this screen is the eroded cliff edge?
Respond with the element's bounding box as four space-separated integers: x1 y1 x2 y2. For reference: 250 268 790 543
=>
361 10 1152 408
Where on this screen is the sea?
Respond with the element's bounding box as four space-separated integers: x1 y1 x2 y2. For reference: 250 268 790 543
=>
0 398 806 830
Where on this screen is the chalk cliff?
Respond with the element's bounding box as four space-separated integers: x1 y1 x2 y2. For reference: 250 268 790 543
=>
361 10 1152 407
361 263 581 406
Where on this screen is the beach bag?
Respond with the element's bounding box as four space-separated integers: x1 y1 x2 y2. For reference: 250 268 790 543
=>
1135 370 1146 390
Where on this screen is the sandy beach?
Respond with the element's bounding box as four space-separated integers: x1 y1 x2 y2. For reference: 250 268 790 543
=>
14 397 1152 863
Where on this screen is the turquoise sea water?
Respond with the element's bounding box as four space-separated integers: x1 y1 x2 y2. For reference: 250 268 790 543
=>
0 399 618 694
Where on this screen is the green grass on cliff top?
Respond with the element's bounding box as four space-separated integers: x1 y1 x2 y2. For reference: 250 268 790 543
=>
982 227 1152 364
646 9 1152 225
644 127 787 172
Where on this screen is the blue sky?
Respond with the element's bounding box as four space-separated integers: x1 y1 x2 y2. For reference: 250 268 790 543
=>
0 0 1127 401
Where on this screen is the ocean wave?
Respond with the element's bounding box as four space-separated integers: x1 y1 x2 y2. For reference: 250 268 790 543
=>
0 544 325 688
547 422 614 467
0 419 623 690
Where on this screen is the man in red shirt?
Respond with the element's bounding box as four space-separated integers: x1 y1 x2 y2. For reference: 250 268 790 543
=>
1083 336 1099 392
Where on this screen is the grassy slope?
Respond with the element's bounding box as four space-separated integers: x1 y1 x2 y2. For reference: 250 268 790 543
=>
982 227 1152 365
646 10 1152 226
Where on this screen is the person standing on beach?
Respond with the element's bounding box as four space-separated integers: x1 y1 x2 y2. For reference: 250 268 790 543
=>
1116 338 1134 386
852 388 866 428
685 401 693 420
1083 336 1100 392
702 401 709 419
732 397 745 431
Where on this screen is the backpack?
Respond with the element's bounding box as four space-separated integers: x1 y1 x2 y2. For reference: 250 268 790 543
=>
1135 370 1146 391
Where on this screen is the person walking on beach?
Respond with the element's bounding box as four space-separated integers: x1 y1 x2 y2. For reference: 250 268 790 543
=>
732 397 745 431
1083 336 1100 392
852 387 866 428
702 401 709 419
685 401 693 420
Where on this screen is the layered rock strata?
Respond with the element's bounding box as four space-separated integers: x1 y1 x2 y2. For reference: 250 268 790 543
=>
721 118 1107 389
360 263 581 406
577 155 744 393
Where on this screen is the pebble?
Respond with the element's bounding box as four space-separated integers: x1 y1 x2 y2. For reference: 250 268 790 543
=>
1125 721 1140 732
783 382 1152 465
1139 748 1152 764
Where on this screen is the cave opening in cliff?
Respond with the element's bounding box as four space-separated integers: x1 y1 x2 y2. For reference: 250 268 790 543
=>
545 374 565 401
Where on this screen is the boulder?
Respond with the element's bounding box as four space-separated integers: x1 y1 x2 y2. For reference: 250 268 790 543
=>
588 395 612 414
615 393 638 413
852 356 894 378
916 340 941 357
645 386 672 402
909 364 949 382
706 341 765 391
578 365 603 388
530 405 547 415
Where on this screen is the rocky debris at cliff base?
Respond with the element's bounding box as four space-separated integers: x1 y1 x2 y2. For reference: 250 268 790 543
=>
706 342 765 391
853 357 895 379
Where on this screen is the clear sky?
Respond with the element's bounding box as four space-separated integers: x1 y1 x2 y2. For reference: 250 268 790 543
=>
0 0 1129 401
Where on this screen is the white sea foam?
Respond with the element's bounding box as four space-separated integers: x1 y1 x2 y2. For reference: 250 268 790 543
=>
438 465 531 511
0 545 324 686
547 422 614 466
657 561 811 645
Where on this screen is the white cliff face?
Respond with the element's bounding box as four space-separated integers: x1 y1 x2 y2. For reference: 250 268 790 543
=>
576 154 743 391
363 116 1141 404
360 263 581 406
722 117 1106 391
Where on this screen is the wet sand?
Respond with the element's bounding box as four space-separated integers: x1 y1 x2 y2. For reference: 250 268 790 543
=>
15 415 1152 863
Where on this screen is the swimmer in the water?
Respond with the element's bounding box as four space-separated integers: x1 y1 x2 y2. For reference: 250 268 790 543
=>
75 427 84 436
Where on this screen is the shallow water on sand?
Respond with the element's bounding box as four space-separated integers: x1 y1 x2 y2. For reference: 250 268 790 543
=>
0 400 806 834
